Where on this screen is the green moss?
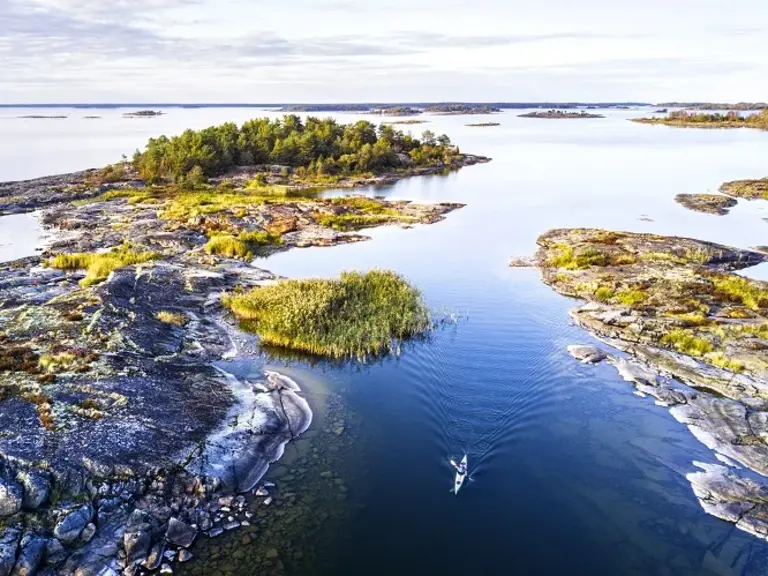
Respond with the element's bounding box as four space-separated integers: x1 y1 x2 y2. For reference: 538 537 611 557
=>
661 329 714 356
223 270 431 359
49 246 159 287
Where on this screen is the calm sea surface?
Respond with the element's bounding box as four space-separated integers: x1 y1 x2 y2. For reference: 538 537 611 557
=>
3 107 768 575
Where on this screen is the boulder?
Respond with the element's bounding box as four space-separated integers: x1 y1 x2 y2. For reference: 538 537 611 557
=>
567 345 607 364
0 529 20 576
16 471 50 510
43 539 67 567
164 518 196 548
0 476 22 518
11 533 45 576
53 504 94 544
123 524 151 565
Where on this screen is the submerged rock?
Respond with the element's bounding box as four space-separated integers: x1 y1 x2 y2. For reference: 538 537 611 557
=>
165 518 196 549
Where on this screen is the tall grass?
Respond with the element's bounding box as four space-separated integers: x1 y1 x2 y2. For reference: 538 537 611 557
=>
205 230 282 259
49 246 158 286
223 270 431 359
661 329 714 356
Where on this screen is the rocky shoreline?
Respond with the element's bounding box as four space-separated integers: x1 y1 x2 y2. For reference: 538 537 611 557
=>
0 152 487 574
513 228 768 543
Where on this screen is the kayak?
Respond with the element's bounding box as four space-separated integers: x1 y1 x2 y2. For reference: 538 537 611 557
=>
452 454 468 495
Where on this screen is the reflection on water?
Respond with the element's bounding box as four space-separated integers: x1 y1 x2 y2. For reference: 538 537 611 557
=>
5 109 768 575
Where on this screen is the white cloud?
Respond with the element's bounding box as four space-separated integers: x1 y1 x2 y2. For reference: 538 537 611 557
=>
2 0 767 102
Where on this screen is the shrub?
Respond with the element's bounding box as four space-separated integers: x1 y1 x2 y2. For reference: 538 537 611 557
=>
616 288 647 306
223 270 431 359
661 329 713 356
594 286 615 302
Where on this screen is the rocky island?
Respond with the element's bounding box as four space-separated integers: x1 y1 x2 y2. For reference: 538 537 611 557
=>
674 193 738 215
0 115 488 574
632 109 768 129
466 122 500 127
123 110 164 118
424 104 501 115
513 228 768 543
518 110 604 119
720 177 768 200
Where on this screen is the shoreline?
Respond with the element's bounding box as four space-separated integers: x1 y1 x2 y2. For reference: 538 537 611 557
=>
514 228 768 543
0 153 488 573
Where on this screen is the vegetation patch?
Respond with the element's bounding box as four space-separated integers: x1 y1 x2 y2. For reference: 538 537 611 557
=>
711 275 768 311
632 109 768 130
719 178 768 200
133 115 460 184
155 311 188 326
223 270 431 359
533 228 768 376
205 229 282 259
49 245 159 286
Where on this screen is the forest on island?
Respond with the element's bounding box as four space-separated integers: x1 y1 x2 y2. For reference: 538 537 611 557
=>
133 115 459 184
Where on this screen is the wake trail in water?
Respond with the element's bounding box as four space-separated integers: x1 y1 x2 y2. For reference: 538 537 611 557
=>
405 320 564 477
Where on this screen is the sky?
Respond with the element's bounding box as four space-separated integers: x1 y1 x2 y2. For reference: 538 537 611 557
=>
1 0 766 103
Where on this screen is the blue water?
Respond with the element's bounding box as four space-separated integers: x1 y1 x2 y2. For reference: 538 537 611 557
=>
3 108 768 574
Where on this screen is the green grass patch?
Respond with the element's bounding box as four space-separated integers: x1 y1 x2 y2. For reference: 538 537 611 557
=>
49 246 158 287
204 230 282 259
616 288 647 306
155 311 187 326
223 270 431 359
549 245 607 269
711 275 768 310
661 328 714 356
707 352 744 372
314 213 394 231
594 286 615 302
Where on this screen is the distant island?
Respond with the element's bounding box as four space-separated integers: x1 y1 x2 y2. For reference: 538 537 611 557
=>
123 110 164 118
467 122 501 127
632 109 768 129
383 119 428 125
518 110 604 119
371 106 422 116
424 104 501 115
657 102 768 111
17 115 67 119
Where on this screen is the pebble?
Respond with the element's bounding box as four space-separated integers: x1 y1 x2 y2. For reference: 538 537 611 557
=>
207 528 224 538
223 521 240 531
241 520 250 526
160 564 173 574
263 497 273 506
179 550 193 563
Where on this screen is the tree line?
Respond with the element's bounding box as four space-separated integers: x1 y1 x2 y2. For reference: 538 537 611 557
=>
133 115 459 184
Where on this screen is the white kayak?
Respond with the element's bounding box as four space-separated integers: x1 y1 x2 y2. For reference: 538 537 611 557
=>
451 454 468 495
